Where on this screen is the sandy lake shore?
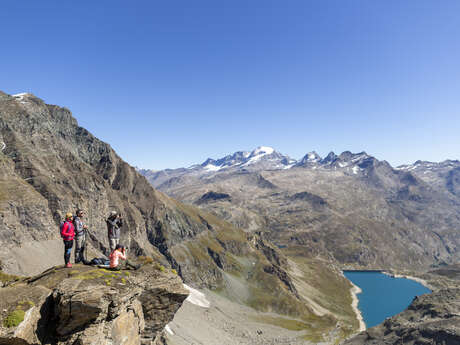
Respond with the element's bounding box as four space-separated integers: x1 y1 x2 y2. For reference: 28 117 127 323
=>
350 282 366 332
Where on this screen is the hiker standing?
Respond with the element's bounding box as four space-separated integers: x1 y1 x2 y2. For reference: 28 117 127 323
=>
61 212 75 268
73 209 88 263
106 211 123 252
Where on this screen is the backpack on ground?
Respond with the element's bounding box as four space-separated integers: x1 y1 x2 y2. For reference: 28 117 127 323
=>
89 258 110 266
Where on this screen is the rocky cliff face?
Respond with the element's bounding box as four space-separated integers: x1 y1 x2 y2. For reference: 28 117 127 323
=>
0 263 188 345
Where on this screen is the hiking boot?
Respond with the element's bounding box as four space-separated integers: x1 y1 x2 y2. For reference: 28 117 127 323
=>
65 263 73 268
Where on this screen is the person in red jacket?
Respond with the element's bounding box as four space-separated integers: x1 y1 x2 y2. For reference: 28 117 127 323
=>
61 212 75 268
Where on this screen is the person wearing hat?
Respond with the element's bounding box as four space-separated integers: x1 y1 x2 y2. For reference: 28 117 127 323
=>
73 209 88 263
60 212 75 268
106 210 123 252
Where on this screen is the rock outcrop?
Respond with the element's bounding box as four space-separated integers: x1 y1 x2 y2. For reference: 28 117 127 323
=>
0 263 188 345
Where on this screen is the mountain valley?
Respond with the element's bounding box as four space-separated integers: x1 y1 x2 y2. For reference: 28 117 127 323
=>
0 92 361 344
141 148 460 271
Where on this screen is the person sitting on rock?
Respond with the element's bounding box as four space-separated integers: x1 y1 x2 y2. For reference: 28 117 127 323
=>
109 245 140 270
106 211 123 253
60 212 75 268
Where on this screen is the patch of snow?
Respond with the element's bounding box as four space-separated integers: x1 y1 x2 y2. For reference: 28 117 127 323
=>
165 324 174 335
13 92 29 97
203 164 221 172
283 163 296 169
242 146 277 167
183 284 210 308
1 142 5 151
252 146 274 155
242 155 263 166
352 166 360 174
338 162 349 168
351 154 368 163
306 152 320 162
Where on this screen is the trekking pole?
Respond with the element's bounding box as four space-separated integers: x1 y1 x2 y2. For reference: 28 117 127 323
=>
84 228 88 262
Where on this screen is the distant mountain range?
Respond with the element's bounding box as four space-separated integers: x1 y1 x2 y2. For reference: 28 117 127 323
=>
140 147 460 270
139 146 460 188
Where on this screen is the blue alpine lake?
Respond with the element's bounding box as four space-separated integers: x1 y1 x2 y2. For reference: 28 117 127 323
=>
343 271 431 329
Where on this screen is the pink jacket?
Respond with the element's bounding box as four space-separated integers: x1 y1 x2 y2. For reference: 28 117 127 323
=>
109 250 126 268
61 221 75 241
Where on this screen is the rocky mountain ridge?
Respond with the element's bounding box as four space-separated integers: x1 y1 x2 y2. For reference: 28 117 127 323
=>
141 148 460 271
138 149 385 188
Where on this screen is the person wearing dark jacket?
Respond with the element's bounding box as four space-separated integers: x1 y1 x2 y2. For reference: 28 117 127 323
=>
106 211 123 252
61 212 75 268
73 209 88 263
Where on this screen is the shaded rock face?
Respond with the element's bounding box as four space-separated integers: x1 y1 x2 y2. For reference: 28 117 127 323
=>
0 264 188 345
196 191 231 204
342 288 460 345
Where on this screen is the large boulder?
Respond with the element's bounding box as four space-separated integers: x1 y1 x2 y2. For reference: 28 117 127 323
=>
0 263 188 345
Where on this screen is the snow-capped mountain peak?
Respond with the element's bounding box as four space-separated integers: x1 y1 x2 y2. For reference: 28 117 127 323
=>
250 146 275 156
197 146 294 172
298 151 322 165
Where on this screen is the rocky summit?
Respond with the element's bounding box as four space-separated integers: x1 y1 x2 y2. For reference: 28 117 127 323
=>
0 262 188 345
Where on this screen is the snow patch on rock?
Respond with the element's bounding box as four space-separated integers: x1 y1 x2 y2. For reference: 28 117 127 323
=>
183 284 210 308
203 164 221 172
165 324 174 335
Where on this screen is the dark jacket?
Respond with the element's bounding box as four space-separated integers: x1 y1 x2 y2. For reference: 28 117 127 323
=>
73 216 85 237
106 216 122 239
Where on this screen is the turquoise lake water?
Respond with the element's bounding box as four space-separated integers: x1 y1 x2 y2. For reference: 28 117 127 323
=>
343 271 431 328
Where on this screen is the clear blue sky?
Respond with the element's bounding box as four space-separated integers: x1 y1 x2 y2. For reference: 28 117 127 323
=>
2 1 459 169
